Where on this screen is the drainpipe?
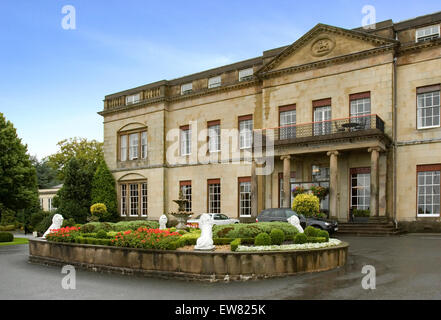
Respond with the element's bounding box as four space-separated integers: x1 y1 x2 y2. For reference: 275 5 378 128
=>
392 33 398 229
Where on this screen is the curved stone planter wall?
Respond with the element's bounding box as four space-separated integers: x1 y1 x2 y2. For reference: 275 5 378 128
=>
28 239 349 281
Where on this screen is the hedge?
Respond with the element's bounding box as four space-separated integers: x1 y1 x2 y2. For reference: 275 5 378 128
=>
0 232 14 243
213 222 298 239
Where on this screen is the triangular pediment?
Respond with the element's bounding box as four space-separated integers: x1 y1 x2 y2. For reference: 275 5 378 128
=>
258 24 398 75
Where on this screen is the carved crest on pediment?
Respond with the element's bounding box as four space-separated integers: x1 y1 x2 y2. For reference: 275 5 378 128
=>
311 36 336 57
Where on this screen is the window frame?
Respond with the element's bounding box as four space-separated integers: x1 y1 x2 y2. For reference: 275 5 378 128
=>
416 24 440 43
180 181 192 212
181 82 193 95
350 167 371 211
279 105 297 140
118 128 148 162
125 93 141 106
207 120 221 153
238 115 253 150
180 125 191 156
208 76 221 89
416 86 440 130
238 177 252 218
416 164 441 217
119 180 148 217
207 179 221 214
238 68 254 82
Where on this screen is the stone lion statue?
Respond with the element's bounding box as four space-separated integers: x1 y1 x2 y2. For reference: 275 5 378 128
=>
159 214 168 230
42 214 64 239
194 214 215 251
287 215 304 233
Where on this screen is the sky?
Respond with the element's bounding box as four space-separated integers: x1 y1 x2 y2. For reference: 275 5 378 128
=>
1 0 440 160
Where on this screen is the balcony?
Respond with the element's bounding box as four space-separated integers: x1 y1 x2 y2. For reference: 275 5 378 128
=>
257 114 386 147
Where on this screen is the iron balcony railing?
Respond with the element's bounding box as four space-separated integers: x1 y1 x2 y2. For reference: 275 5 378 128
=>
258 114 385 144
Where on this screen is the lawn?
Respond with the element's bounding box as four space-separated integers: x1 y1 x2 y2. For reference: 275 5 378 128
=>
0 238 29 246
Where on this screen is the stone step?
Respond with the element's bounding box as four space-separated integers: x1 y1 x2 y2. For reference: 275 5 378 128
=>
338 224 396 229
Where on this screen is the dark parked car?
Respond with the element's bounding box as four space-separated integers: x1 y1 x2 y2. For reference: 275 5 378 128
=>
256 208 338 234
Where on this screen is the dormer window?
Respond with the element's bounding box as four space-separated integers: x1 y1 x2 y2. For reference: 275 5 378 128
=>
239 68 253 82
416 25 440 42
208 76 221 89
126 93 140 105
181 83 193 95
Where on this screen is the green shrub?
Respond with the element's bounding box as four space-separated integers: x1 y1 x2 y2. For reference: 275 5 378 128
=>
0 207 16 226
62 218 76 228
170 227 177 232
306 237 327 244
317 230 329 242
230 239 241 252
29 211 46 231
0 232 14 243
91 160 119 222
294 233 308 244
254 233 271 246
213 222 298 239
96 230 108 239
35 212 55 234
178 230 187 235
304 226 320 237
270 229 285 245
111 220 159 231
292 194 320 218
90 203 108 220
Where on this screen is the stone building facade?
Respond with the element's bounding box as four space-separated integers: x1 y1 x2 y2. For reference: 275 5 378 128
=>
99 12 441 230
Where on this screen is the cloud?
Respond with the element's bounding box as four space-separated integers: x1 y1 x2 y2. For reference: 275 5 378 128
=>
80 30 236 79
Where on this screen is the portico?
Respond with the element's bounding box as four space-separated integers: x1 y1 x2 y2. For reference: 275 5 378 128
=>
252 115 392 222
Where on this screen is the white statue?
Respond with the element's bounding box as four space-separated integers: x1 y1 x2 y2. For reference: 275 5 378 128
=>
288 215 304 233
159 214 168 230
194 214 215 251
42 214 64 239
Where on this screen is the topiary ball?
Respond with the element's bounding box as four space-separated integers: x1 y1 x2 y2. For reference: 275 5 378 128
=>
294 233 307 244
96 230 108 239
304 226 320 237
317 230 329 242
254 232 271 246
269 228 285 245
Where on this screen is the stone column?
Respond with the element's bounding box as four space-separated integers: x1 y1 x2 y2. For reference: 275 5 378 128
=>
368 147 381 217
327 151 339 219
251 159 258 218
281 155 291 208
265 171 272 209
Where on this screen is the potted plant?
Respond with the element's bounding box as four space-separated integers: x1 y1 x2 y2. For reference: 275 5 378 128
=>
292 186 306 198
310 185 330 200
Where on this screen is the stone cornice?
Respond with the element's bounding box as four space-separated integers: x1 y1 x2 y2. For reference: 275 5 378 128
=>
167 79 260 103
259 44 397 80
398 38 441 54
257 23 399 75
98 79 261 117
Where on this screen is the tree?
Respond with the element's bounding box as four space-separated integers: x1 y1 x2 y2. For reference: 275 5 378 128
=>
0 113 39 222
47 137 103 180
56 157 96 224
91 160 119 222
30 156 61 189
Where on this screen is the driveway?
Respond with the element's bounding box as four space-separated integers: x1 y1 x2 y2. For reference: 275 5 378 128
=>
1 234 441 300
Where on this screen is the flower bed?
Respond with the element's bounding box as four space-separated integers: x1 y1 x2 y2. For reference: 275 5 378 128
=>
236 239 342 252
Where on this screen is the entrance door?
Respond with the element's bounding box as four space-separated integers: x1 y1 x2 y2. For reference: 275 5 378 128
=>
314 106 332 136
